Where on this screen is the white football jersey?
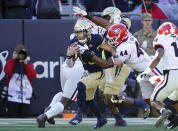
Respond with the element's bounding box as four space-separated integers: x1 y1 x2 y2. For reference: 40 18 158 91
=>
114 35 151 72
153 35 178 70
92 26 107 37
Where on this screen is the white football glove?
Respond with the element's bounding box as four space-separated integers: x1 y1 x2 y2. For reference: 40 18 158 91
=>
73 6 87 17
78 44 89 54
136 68 152 83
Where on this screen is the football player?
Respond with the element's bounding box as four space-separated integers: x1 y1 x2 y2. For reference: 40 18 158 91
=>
139 22 178 128
65 20 113 129
36 38 85 128
73 6 152 119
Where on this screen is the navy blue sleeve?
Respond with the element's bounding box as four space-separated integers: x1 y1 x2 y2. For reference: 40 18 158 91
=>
93 34 103 46
69 37 78 46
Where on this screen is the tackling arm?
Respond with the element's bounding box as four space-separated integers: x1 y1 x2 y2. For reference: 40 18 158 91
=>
91 56 114 69
90 16 111 30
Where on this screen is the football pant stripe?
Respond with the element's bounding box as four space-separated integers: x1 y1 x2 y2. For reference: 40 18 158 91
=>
150 72 169 101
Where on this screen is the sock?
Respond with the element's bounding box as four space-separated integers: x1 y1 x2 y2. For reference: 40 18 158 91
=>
45 102 64 119
164 98 177 119
49 92 63 107
86 99 104 119
134 99 148 110
114 112 123 121
77 82 86 114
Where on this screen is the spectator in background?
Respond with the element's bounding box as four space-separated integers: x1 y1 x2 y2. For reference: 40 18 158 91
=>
132 0 175 19
36 0 62 19
27 0 37 19
2 0 32 19
134 13 156 56
114 0 142 12
84 0 113 12
158 0 178 19
4 45 37 117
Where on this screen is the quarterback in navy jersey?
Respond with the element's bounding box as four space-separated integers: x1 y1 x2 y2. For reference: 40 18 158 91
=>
66 19 112 129
70 33 111 73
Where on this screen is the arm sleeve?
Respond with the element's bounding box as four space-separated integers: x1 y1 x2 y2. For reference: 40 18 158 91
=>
4 59 15 76
153 37 165 50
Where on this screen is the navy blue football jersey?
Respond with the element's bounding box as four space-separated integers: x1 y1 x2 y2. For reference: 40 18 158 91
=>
70 34 111 73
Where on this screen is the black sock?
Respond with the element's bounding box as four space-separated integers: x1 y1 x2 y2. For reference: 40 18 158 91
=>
86 99 104 119
164 98 177 120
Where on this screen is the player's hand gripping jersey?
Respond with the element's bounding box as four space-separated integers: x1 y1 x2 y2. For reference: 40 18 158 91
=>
153 35 178 70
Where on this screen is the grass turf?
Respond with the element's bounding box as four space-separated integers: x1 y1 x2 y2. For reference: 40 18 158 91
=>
0 118 177 131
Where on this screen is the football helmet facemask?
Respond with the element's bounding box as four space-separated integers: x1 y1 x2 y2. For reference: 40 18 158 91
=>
74 19 92 44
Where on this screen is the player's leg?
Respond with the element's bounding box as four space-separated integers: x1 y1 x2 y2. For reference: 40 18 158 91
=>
122 96 150 119
150 70 178 128
37 96 73 128
103 65 130 126
104 94 127 126
69 72 107 129
164 89 178 129
37 67 83 128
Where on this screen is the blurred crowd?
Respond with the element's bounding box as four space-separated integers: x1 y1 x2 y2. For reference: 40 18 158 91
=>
0 0 178 19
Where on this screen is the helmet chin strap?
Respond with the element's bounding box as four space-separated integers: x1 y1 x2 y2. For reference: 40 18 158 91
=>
78 39 87 44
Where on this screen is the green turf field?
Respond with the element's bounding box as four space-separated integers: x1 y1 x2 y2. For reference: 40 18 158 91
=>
0 118 177 131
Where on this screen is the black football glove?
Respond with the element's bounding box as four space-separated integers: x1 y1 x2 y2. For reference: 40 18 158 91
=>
83 49 94 61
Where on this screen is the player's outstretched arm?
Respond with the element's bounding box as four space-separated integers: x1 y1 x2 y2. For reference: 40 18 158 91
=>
73 6 111 29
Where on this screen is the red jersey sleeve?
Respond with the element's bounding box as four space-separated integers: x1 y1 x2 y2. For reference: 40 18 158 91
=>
4 59 15 76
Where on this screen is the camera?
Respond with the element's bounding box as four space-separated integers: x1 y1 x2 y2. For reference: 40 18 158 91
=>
17 49 27 60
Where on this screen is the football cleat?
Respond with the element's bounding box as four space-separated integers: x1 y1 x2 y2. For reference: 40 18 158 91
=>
36 114 47 128
114 119 127 127
155 109 172 128
93 117 107 130
69 113 82 125
44 106 55 125
143 105 151 119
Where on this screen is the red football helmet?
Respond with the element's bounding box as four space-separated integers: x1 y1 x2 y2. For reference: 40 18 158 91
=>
106 23 129 47
157 22 178 37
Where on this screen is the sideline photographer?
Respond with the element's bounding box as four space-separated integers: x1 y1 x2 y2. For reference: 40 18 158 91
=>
3 45 37 117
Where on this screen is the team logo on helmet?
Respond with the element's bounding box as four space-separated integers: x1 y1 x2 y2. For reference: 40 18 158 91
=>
113 28 120 34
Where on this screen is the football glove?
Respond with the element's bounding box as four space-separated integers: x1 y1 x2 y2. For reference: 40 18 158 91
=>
137 68 151 83
73 6 87 17
83 49 94 60
78 44 89 54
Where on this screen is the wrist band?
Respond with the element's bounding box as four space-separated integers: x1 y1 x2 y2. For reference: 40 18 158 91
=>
113 54 119 58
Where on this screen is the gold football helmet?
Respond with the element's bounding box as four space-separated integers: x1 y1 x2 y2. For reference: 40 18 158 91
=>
121 15 131 30
74 19 92 44
102 7 122 24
